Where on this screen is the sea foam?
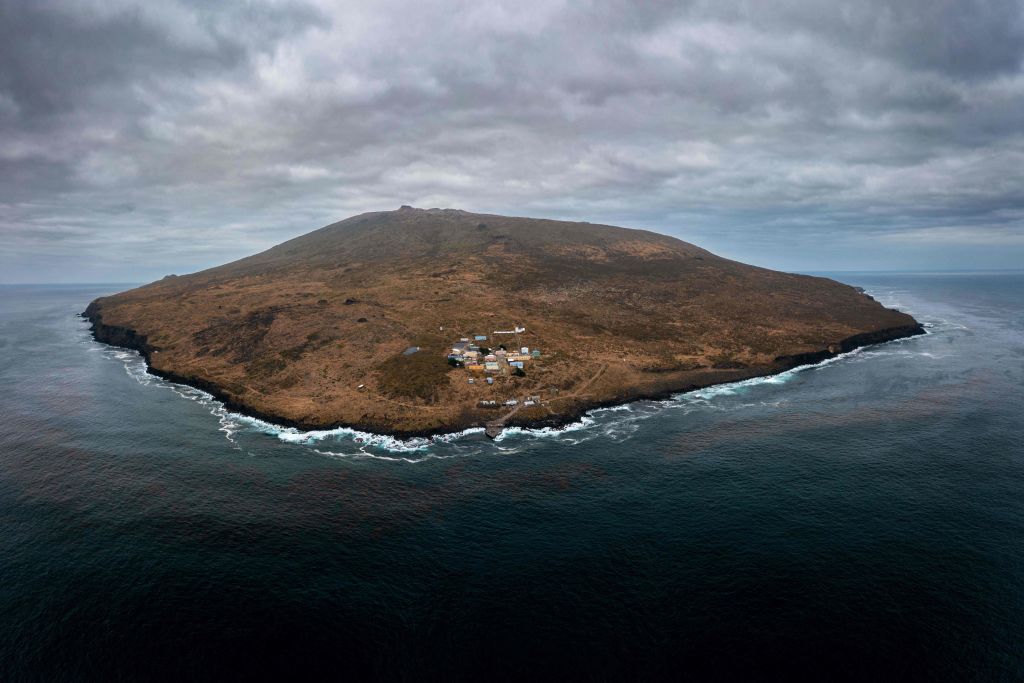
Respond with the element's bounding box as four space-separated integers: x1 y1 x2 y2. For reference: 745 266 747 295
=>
86 290 933 459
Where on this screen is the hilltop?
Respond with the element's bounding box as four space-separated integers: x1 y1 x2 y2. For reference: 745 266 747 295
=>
84 207 923 436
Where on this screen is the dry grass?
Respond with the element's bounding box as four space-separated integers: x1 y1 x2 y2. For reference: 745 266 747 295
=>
376 352 452 402
88 207 918 433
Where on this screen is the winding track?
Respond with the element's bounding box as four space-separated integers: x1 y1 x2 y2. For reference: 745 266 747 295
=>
486 362 609 438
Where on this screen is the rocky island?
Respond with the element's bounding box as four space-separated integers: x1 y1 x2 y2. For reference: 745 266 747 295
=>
84 207 923 437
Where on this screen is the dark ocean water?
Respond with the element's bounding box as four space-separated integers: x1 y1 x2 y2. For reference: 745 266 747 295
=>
1 273 1022 681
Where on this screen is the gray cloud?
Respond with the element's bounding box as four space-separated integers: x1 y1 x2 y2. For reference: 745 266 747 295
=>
1 0 1023 282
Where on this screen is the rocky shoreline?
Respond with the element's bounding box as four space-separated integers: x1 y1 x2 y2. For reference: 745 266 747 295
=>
83 301 925 441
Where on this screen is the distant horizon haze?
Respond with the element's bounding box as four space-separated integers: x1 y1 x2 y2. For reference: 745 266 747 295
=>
3 257 1024 286
5 206 1024 285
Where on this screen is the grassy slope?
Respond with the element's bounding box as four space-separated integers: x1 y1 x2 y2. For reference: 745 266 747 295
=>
86 208 920 434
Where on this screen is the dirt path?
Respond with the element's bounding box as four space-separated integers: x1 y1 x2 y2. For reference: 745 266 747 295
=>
485 363 608 438
544 362 608 404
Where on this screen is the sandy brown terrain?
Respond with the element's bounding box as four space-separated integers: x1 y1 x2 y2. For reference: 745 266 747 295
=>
84 207 922 436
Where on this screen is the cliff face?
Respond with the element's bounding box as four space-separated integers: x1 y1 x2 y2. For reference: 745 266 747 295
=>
84 207 923 436
773 324 925 370
84 302 152 355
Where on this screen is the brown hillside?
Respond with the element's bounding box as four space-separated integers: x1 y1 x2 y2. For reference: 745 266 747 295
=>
84 207 922 436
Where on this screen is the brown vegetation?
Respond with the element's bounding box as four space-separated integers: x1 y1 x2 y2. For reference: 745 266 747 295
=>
376 352 452 402
84 207 921 435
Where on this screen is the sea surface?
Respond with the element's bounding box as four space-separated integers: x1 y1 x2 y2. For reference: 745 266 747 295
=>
1 273 1022 681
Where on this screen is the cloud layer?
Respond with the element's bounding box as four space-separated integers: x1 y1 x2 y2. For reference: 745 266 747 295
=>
2 0 1023 281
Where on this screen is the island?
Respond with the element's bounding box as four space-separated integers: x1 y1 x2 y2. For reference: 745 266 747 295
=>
84 207 923 438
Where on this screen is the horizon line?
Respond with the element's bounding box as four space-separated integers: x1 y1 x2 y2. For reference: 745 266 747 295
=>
3 268 1024 287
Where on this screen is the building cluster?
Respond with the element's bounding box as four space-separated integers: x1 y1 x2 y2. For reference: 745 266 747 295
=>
446 328 541 380
478 395 541 409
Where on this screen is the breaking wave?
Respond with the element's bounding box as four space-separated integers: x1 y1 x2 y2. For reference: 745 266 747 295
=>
82 284 939 460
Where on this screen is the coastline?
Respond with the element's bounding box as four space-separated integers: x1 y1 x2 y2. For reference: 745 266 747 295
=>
82 301 925 441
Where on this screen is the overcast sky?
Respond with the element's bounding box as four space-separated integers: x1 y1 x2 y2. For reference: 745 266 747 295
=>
2 0 1023 282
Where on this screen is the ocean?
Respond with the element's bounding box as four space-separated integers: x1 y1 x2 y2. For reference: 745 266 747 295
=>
1 273 1022 681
